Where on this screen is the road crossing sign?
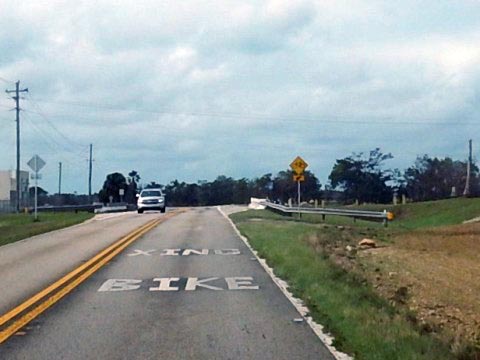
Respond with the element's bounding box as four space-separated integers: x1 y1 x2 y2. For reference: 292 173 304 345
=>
290 156 308 175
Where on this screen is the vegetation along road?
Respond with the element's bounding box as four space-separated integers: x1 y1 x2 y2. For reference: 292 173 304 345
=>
230 197 480 359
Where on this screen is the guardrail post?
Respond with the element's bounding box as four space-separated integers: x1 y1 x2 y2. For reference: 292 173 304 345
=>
383 210 388 227
322 214 325 222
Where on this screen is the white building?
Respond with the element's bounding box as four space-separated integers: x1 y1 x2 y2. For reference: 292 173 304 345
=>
0 170 29 203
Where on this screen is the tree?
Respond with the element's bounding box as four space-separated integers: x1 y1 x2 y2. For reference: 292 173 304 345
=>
404 155 478 201
98 172 127 203
329 148 394 203
233 178 250 204
128 170 140 184
145 181 163 189
126 170 140 204
29 186 48 197
250 173 273 198
272 170 321 204
216 176 237 204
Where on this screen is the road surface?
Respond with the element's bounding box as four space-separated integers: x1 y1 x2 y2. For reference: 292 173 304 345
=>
0 208 334 359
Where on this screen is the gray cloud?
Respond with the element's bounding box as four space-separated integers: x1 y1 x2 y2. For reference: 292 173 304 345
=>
0 1 479 194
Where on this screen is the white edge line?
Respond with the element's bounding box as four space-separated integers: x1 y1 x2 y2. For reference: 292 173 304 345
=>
218 206 353 360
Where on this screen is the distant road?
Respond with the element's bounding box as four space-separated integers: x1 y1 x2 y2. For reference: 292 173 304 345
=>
0 208 334 359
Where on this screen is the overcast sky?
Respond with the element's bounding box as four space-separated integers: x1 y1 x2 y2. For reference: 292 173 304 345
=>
1 0 480 194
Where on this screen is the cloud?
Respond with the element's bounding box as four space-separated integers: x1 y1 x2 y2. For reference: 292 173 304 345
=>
0 1 479 193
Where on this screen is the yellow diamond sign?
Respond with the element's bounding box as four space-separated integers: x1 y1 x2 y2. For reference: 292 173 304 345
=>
290 156 308 175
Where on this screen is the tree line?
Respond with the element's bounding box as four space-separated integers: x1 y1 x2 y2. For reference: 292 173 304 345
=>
98 149 479 206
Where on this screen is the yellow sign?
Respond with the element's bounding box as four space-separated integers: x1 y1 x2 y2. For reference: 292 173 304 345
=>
293 174 305 182
290 156 308 174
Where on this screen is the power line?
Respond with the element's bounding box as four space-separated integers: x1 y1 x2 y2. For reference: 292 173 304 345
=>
25 94 88 148
22 112 87 165
28 97 478 126
21 110 89 158
0 76 15 85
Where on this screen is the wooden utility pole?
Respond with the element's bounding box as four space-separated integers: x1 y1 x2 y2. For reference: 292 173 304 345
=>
5 81 28 212
463 139 472 197
88 144 93 197
58 162 62 194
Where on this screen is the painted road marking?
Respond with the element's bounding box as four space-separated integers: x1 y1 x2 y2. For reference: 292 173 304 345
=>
98 277 260 292
97 279 143 292
126 248 241 256
127 249 156 257
0 210 182 344
150 278 180 292
185 277 222 291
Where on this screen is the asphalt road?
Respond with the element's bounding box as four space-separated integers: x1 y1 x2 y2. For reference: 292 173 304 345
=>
0 207 334 359
0 211 161 315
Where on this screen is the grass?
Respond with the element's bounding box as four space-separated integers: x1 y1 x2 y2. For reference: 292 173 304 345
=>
346 197 480 229
230 212 453 360
0 212 94 247
239 197 480 231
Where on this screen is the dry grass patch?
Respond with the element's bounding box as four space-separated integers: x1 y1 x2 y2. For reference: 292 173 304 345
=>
359 222 480 355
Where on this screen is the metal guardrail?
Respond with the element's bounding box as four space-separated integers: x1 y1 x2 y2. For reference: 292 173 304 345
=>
30 204 102 213
261 201 394 226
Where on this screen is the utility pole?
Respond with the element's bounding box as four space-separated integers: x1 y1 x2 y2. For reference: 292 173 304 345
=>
88 144 93 197
5 81 28 212
463 139 472 197
58 162 62 195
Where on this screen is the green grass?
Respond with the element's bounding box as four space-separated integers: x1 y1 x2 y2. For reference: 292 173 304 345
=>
230 212 453 360
244 197 480 231
233 208 384 228
341 197 480 229
387 198 480 229
0 212 94 247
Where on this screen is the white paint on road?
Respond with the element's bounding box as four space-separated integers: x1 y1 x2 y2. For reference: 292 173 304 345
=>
97 277 260 292
127 249 156 257
159 249 181 256
214 249 241 255
225 277 259 290
98 279 142 292
126 248 241 256
185 277 223 291
182 249 208 256
150 278 180 291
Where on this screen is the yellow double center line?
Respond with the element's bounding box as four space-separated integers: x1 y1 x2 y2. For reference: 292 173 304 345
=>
0 215 168 344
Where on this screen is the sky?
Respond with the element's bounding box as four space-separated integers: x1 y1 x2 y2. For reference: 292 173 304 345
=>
1 0 480 194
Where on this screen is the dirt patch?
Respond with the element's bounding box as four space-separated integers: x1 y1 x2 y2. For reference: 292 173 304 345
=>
306 222 480 354
359 224 480 346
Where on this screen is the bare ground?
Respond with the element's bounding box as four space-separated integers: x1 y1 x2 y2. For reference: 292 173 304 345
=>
306 222 480 355
359 223 480 346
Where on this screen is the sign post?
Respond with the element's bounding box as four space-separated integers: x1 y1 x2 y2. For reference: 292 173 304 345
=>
27 155 46 221
289 156 308 216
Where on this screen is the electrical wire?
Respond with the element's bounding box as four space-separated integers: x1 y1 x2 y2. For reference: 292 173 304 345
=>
22 112 88 164
0 76 15 85
28 97 478 126
24 94 89 151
